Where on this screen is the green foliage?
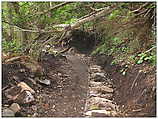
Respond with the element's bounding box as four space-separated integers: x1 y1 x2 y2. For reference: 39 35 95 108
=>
2 1 156 68
2 39 23 53
112 37 123 45
136 51 156 65
52 3 79 24
92 37 124 55
91 43 108 55
64 18 77 24
108 10 121 20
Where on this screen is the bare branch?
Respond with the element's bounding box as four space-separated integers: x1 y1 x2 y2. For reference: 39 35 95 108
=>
35 2 73 16
131 3 150 13
71 5 117 29
3 5 117 33
130 70 142 91
2 20 61 33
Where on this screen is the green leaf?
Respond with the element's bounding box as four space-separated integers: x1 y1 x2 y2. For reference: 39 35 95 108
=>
137 59 143 64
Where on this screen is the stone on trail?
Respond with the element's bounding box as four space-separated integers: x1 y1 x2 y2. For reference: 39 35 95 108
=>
91 72 106 82
9 103 21 113
91 85 114 93
85 110 118 117
89 81 103 87
2 108 15 117
88 97 117 111
89 92 113 99
18 82 35 94
4 86 21 100
16 90 35 104
90 65 102 72
38 79 51 86
89 90 98 97
99 94 113 100
92 72 105 78
4 82 35 104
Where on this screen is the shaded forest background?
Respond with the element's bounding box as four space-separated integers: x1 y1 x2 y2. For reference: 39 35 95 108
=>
2 2 156 69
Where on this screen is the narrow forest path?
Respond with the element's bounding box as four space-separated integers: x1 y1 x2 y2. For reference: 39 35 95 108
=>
2 2 156 117
32 54 89 117
2 37 156 117
50 54 89 117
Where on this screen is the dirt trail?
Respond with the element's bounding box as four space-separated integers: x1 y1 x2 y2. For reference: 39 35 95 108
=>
52 55 89 117
34 54 89 117
2 51 156 117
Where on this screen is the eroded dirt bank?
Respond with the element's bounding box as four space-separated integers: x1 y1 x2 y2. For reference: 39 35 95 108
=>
104 63 156 117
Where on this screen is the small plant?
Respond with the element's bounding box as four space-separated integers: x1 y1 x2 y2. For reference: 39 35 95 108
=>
136 51 156 65
2 39 23 53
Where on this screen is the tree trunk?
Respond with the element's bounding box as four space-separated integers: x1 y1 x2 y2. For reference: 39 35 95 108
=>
7 2 14 41
12 2 29 46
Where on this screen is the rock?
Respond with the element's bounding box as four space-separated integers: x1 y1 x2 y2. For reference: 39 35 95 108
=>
92 72 105 78
91 73 106 82
89 81 103 87
90 97 112 104
4 86 21 100
85 110 117 117
4 82 35 102
3 104 9 107
16 90 35 104
18 82 35 94
12 75 19 80
57 73 62 76
19 69 25 72
101 86 114 93
38 79 51 85
89 93 113 100
90 65 102 72
88 97 117 111
32 112 38 117
107 84 113 88
99 94 113 100
89 90 98 97
9 103 21 113
91 86 113 93
89 93 99 97
2 108 15 117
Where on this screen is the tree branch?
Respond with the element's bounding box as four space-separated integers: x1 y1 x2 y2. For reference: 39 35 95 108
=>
2 20 61 33
3 5 117 33
35 2 73 16
131 3 150 13
71 5 117 29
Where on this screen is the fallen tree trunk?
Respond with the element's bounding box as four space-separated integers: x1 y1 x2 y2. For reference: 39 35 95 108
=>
53 5 117 31
71 6 117 29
